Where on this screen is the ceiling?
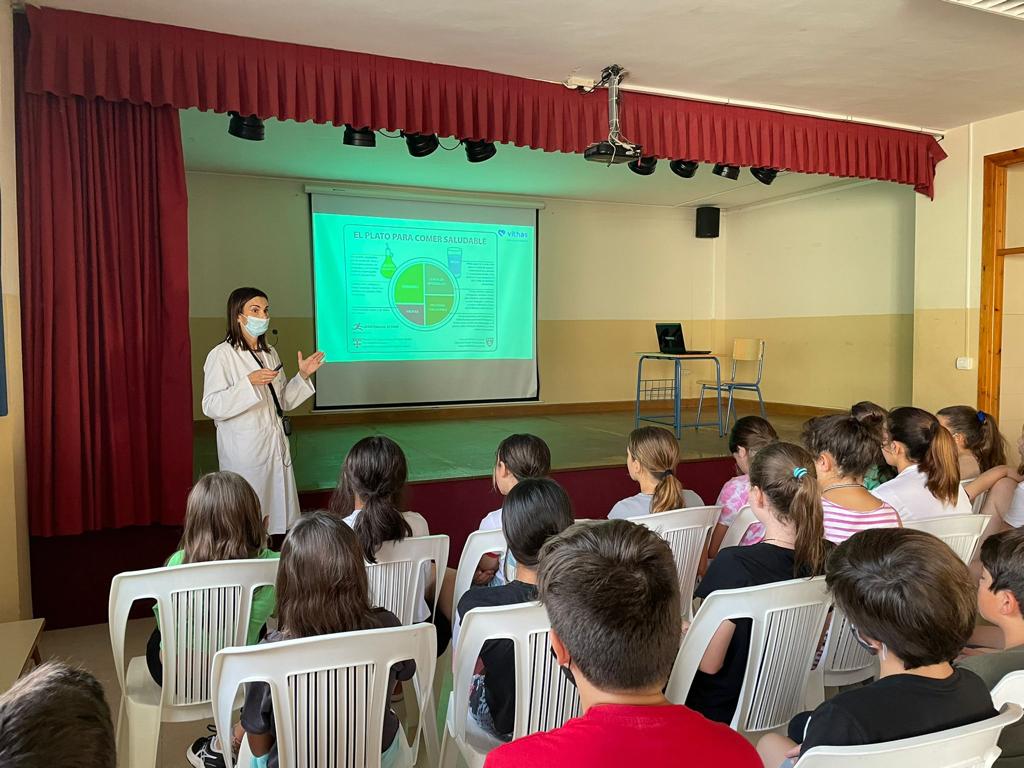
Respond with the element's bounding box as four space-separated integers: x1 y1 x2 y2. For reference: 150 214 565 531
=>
181 108 865 208
39 0 1024 130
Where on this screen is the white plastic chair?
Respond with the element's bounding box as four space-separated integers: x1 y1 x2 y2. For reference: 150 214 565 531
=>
666 576 830 739
108 558 280 768
905 514 991 564
804 607 879 708
696 338 767 425
451 529 509 643
962 479 990 515
993 670 1024 709
798 704 1022 768
441 601 581 768
719 505 758 550
365 534 449 625
626 505 720 620
212 623 437 768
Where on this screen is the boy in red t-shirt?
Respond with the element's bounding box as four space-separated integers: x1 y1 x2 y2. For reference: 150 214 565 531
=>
483 519 759 768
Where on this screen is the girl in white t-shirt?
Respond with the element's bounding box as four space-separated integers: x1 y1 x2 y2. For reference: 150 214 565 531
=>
328 436 434 624
608 426 691 520
871 407 971 521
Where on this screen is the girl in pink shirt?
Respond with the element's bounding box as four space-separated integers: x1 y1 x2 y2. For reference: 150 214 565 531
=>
803 413 901 543
706 416 779 565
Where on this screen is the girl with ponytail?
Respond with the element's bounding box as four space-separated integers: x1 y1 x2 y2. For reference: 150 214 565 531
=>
937 405 1008 479
328 436 434 623
608 426 695 519
871 407 972 521
686 442 830 724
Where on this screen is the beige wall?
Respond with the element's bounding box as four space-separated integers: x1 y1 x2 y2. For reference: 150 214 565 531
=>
0 9 32 620
722 182 917 408
1002 255 1024 468
187 172 720 414
913 109 1024 459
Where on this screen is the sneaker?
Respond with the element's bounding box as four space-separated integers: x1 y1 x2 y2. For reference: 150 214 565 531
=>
187 726 226 768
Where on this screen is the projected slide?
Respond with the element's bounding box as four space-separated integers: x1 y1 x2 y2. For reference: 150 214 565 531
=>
313 216 534 363
310 193 538 408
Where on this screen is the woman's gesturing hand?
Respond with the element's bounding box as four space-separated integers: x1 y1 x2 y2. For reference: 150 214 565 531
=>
298 350 326 379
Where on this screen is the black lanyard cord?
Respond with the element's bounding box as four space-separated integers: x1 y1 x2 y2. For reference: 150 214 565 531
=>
247 348 285 421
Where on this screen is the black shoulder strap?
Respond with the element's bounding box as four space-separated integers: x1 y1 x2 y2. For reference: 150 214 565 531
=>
247 348 284 419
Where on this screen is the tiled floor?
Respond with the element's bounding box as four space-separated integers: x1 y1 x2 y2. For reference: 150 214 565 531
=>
38 619 453 768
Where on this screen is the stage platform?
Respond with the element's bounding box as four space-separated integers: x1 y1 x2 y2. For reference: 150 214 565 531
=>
193 408 809 491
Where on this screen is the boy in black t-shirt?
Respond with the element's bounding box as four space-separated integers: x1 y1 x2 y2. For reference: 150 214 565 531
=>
757 528 997 767
456 478 574 740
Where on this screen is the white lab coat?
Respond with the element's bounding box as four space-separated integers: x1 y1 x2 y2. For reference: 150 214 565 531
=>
202 341 315 534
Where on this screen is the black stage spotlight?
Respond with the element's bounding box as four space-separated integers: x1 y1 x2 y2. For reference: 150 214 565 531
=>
343 125 376 147
628 156 658 176
402 132 439 157
712 163 740 180
750 167 779 185
464 139 497 163
228 112 265 141
669 159 699 178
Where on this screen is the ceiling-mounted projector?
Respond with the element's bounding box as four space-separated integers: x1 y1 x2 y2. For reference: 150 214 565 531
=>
584 64 643 165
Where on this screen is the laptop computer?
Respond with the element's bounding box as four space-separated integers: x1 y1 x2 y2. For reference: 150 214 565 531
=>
656 323 710 355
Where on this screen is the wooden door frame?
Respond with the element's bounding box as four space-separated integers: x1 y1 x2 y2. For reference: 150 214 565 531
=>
978 148 1024 419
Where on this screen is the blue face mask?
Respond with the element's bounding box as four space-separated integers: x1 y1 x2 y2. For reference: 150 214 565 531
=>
244 316 270 337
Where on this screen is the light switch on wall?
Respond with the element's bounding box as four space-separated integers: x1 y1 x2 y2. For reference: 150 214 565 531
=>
956 357 974 370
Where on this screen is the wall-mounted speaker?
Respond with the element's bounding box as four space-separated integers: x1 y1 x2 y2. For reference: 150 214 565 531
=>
695 206 720 239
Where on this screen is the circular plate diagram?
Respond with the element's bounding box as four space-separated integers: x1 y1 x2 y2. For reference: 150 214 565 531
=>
389 259 459 329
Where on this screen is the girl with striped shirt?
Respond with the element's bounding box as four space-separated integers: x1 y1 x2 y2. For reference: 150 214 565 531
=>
803 413 902 543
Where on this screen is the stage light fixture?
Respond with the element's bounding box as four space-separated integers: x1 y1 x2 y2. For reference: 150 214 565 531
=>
750 167 779 185
402 132 440 157
628 156 658 176
669 159 699 178
464 139 497 163
712 163 740 180
228 112 265 141
343 125 377 147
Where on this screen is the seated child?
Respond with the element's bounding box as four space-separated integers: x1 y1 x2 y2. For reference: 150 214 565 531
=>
608 426 692 519
0 661 115 768
957 528 1024 767
149 471 279 685
757 528 997 767
707 416 779 558
456 478 574 740
851 401 897 490
687 442 830 724
483 520 759 768
236 511 416 768
938 405 1007 480
802 413 901 543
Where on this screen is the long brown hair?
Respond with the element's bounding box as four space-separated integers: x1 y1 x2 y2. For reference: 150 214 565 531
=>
276 511 376 639
937 405 1007 472
888 407 960 505
749 442 829 578
627 426 686 514
328 436 412 562
224 287 270 351
178 472 267 564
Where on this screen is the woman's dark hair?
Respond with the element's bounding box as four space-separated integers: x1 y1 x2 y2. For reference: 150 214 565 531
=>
328 436 411 562
887 407 960 505
502 478 574 569
496 434 551 481
224 287 270 351
850 401 896 484
937 405 1008 472
802 414 883 480
276 511 376 638
827 528 976 669
749 442 828 578
727 415 779 456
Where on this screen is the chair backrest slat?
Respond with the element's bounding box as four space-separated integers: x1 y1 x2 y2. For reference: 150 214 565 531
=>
904 515 990 565
364 535 449 625
719 505 757 550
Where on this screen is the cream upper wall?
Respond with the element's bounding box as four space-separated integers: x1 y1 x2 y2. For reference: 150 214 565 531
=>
724 182 916 319
1008 165 1024 249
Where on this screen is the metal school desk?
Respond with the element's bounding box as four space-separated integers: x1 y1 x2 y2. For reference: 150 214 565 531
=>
634 352 724 438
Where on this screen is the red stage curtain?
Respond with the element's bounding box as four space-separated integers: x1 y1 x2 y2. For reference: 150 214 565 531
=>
23 6 946 197
16 24 193 536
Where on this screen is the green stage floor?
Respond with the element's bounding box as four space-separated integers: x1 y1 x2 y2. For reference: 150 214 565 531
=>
193 410 809 492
